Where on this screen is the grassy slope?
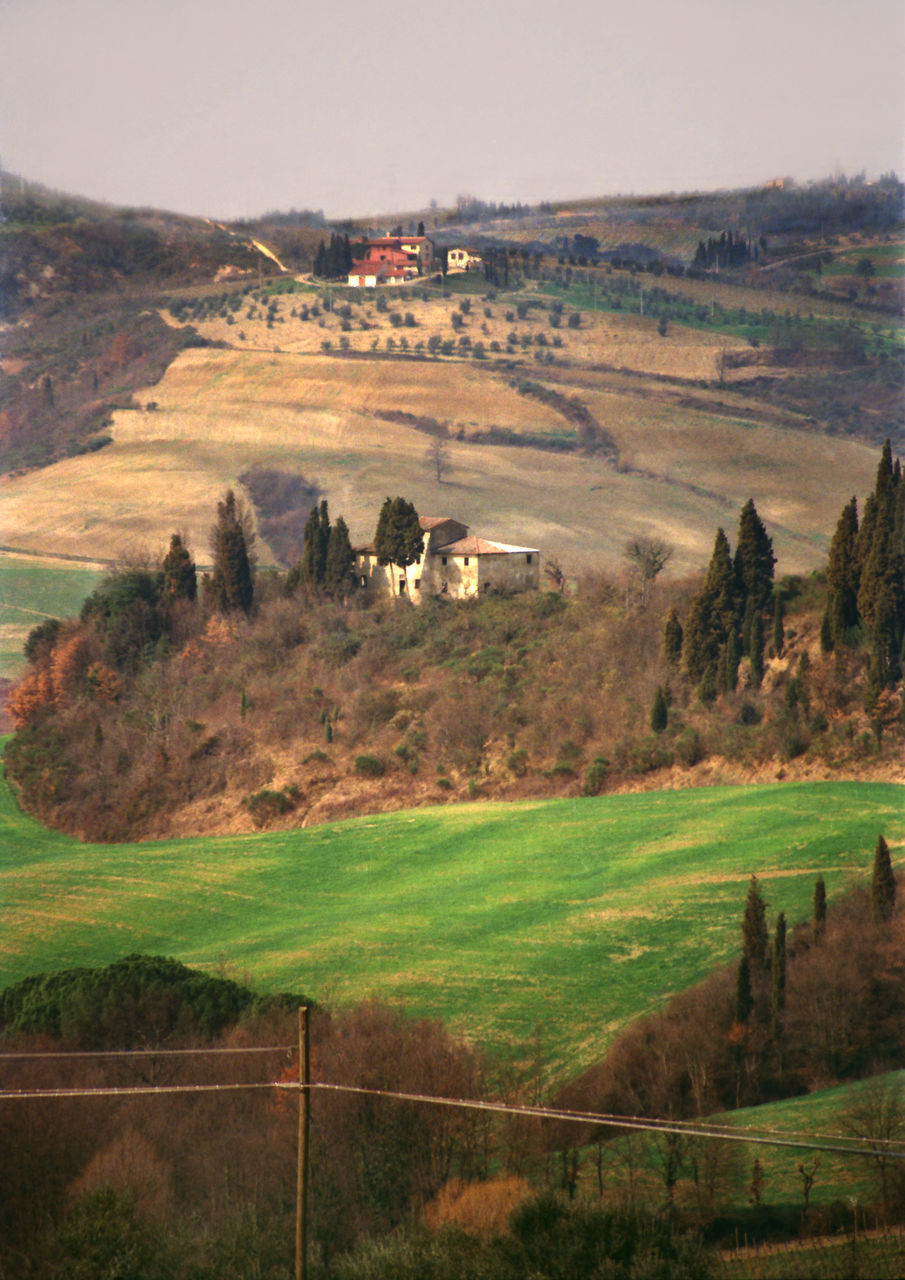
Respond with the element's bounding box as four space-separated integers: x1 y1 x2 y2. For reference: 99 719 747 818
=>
721 1070 905 1210
2 755 901 1079
0 554 105 678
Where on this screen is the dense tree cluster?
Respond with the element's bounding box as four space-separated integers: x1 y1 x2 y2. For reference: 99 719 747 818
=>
374 496 424 592
822 440 905 701
560 855 904 1124
313 232 353 279
0 954 285 1047
692 231 757 270
672 499 775 699
286 499 355 594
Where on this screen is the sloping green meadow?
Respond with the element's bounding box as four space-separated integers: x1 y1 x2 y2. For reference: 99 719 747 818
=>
1 758 902 1078
0 554 104 678
722 1069 905 1210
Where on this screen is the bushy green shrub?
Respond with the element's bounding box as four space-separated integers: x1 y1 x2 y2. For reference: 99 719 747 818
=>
354 754 386 778
582 756 609 796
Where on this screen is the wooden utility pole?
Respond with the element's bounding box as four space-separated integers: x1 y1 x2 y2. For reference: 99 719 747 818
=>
295 1005 310 1280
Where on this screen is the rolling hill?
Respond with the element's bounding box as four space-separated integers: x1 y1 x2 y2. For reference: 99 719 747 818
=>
2 754 901 1079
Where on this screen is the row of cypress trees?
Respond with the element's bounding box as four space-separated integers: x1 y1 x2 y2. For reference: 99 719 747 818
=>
663 498 776 699
313 232 353 280
822 439 905 700
286 499 355 594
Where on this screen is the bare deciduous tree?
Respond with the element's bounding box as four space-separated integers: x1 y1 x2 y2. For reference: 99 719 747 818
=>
424 438 451 484
624 537 674 605
543 557 567 594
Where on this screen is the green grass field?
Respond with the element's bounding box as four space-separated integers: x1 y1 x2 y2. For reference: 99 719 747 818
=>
2 758 901 1078
821 241 905 279
0 554 105 678
722 1071 905 1211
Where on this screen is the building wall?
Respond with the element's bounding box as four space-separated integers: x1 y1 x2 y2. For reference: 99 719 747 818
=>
355 544 539 601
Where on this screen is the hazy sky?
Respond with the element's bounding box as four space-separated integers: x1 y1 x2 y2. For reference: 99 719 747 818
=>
2 0 903 220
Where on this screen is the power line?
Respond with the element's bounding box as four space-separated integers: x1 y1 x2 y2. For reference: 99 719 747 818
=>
0 1082 278 1099
3 1074 901 1160
0 1045 294 1060
285 1083 905 1159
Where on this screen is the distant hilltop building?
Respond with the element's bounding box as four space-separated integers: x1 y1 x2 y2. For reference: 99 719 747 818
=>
356 516 539 600
347 235 431 287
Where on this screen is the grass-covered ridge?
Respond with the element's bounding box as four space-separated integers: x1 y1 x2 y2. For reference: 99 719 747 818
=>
2 755 901 1078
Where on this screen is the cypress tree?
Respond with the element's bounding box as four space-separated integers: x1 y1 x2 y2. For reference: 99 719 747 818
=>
742 875 768 969
374 496 424 594
770 912 787 1035
726 629 740 690
683 528 735 681
748 611 764 688
298 501 330 587
735 954 753 1025
161 533 197 602
698 664 717 706
734 499 776 616
813 876 826 942
855 492 879 580
663 607 683 668
650 685 668 733
826 497 860 647
772 593 785 657
820 605 834 654
209 490 253 615
324 516 355 591
871 833 896 924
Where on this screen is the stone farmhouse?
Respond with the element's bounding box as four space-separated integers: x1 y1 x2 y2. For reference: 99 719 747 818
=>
347 235 431 287
356 516 540 600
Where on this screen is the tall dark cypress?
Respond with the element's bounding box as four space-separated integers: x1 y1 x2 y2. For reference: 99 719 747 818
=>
324 516 355 591
663 607 683 668
813 876 827 941
161 533 197 602
374 496 424 594
298 501 330 586
683 528 735 681
735 954 753 1025
871 833 896 924
210 490 253 615
826 497 860 644
734 499 775 617
770 912 787 1036
742 875 768 969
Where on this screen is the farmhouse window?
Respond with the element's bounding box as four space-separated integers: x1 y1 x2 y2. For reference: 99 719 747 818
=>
399 577 407 592
441 555 448 566
464 557 470 566
414 578 421 589
526 554 532 565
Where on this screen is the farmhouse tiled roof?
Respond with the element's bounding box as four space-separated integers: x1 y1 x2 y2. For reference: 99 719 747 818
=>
419 516 461 530
435 536 538 556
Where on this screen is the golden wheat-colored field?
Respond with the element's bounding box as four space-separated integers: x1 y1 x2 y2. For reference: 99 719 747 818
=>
1 342 880 578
